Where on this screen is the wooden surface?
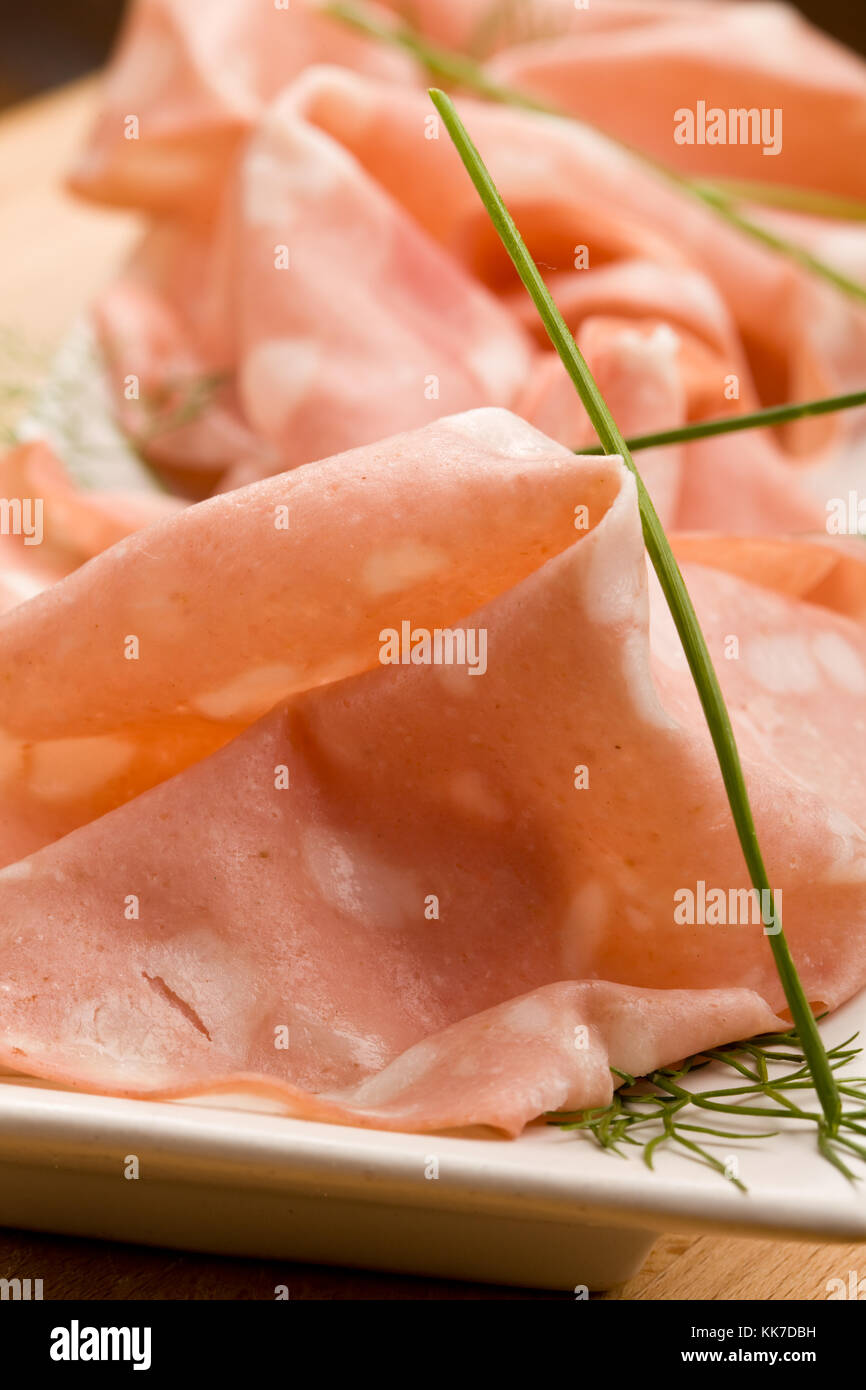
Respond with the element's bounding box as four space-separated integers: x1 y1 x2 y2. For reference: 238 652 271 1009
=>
0 77 863 1303
0 80 139 343
1 1224 864 1301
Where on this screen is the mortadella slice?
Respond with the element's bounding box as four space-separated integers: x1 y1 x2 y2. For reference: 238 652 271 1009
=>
0 409 862 1134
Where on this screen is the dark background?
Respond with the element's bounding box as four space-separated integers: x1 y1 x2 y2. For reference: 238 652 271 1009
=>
0 0 863 110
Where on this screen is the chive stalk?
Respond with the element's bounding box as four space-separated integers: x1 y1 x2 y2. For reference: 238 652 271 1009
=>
694 179 866 223
430 86 842 1135
580 388 866 455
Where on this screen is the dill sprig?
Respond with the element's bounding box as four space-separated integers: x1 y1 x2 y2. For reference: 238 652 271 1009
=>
551 1028 866 1190
0 326 51 445
430 86 843 1143
0 320 223 494
131 369 228 449
325 1 866 305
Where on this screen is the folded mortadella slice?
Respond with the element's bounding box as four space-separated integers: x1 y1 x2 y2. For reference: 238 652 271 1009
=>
94 279 272 496
72 8 866 524
69 0 413 213
672 532 866 623
0 408 863 1134
490 0 866 198
518 316 824 534
520 319 687 527
90 76 533 492
0 411 614 864
224 88 532 481
292 66 866 523
0 440 181 613
77 55 866 515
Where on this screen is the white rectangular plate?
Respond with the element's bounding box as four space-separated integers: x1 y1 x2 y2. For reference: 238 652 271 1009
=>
6 329 865 1291
1 992 864 1291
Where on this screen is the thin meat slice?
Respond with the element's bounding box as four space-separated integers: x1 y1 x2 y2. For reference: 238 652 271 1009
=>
76 56 866 516
313 985 782 1135
226 85 532 479
0 411 616 864
0 440 181 562
520 319 687 526
291 66 865 525
71 12 866 525
676 431 826 533
518 316 821 533
69 0 413 214
491 1 866 198
508 259 752 374
88 76 533 492
0 980 779 1139
94 279 271 496
672 532 866 624
0 409 862 1134
0 440 181 613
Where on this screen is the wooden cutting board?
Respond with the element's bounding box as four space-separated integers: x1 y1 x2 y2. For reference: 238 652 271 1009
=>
0 75 862 1303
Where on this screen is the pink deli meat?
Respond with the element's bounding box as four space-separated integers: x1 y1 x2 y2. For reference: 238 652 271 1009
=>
0 441 181 614
77 62 863 523
0 410 863 1134
67 2 866 526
